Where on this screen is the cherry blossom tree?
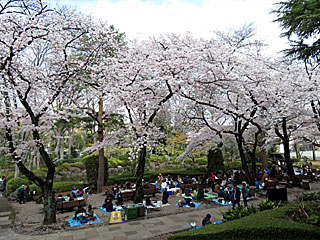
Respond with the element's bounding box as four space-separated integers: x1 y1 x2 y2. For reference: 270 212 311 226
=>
179 27 273 186
107 34 200 203
0 0 119 224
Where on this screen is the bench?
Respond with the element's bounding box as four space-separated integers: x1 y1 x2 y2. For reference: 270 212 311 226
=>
56 198 86 212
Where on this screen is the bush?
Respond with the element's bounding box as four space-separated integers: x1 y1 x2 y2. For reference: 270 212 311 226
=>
169 202 320 240
83 154 108 187
52 181 87 193
257 200 281 211
6 172 15 181
69 162 85 170
29 184 41 194
223 205 257 222
32 169 46 178
6 177 29 195
57 163 71 172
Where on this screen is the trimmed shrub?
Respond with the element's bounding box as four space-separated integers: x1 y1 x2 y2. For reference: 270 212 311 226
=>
6 172 16 181
57 163 71 172
52 181 87 193
6 177 29 195
69 162 85 170
83 154 108 187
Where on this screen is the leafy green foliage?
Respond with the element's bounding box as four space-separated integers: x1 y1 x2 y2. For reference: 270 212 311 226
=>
169 202 320 240
257 200 281 211
83 154 108 187
6 177 29 195
273 0 320 61
223 206 257 222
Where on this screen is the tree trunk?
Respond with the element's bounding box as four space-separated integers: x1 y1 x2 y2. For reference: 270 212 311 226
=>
312 144 316 161
276 118 299 187
68 127 73 160
14 164 20 178
134 145 147 203
42 182 56 224
97 97 105 193
59 135 64 160
261 149 268 169
294 141 301 159
198 144 223 200
54 128 60 157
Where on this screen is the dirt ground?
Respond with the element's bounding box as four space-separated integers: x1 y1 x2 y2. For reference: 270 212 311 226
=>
12 182 320 236
12 189 219 235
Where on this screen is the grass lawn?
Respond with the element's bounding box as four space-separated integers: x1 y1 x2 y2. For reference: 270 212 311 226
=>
169 201 320 240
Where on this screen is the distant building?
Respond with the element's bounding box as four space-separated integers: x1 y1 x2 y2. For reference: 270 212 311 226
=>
278 141 320 160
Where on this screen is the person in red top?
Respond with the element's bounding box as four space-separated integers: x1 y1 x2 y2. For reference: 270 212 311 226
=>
76 187 84 197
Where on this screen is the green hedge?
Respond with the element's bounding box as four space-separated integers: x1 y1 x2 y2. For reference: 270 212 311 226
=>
169 202 320 240
108 168 207 184
6 177 29 195
26 181 88 195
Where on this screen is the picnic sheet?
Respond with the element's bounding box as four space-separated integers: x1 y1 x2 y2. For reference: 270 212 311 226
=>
212 199 232 206
176 202 201 209
192 193 217 200
205 193 218 199
188 221 223 230
72 190 85 199
68 215 100 227
99 206 124 214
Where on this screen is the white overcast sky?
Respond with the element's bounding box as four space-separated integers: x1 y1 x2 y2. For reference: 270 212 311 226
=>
50 0 289 57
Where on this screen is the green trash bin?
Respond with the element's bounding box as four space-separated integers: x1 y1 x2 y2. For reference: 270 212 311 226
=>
125 204 138 220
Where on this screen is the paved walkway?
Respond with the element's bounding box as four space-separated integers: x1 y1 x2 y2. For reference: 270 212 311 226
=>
0 183 319 240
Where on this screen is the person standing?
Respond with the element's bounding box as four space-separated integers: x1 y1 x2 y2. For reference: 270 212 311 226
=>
242 182 248 207
18 185 25 204
0 176 6 197
232 184 240 209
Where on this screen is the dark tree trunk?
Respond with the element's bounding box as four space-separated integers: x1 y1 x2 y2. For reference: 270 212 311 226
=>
275 118 299 187
198 143 223 200
42 181 56 224
97 97 105 193
134 145 147 203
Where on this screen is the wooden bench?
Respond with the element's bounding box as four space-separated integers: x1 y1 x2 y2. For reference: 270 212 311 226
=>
56 198 86 212
297 175 316 182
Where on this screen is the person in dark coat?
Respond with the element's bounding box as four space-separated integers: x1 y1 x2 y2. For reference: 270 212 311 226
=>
18 185 25 204
202 214 212 226
232 184 241 209
162 188 169 204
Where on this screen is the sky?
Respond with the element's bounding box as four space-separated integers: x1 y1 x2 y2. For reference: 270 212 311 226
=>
49 0 289 57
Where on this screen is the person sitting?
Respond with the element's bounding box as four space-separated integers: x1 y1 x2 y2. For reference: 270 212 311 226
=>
105 192 114 201
214 182 221 193
202 214 212 226
76 187 84 197
218 187 227 201
56 194 65 204
86 205 94 220
125 181 131 189
162 188 169 204
184 196 192 205
66 193 74 201
115 191 124 206
74 206 86 220
106 200 115 212
145 196 155 207
112 184 119 197
161 181 168 190
84 187 93 195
